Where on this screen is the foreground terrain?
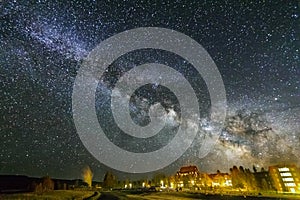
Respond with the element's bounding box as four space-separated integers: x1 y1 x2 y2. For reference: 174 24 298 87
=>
2 190 300 200
0 190 94 200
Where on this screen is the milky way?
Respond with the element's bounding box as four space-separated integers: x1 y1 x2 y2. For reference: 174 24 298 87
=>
0 0 299 180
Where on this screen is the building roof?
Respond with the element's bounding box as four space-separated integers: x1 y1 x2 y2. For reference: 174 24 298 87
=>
269 164 297 169
178 165 199 174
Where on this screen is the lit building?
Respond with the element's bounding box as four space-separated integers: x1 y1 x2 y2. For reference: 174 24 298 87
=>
176 165 200 177
176 165 200 188
199 173 212 188
207 171 232 188
269 164 300 193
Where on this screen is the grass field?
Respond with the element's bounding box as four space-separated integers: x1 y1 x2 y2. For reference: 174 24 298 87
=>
0 190 95 200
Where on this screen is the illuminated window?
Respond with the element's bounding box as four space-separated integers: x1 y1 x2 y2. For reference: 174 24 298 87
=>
282 178 294 182
284 183 296 187
278 167 290 172
290 188 296 193
280 172 292 177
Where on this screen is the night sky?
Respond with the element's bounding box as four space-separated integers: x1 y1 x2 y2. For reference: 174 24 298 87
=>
1 0 299 181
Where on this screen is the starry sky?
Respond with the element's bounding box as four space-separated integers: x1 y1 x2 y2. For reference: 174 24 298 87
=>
0 0 299 181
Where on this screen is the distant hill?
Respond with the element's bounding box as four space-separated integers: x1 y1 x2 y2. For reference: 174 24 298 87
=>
0 175 101 193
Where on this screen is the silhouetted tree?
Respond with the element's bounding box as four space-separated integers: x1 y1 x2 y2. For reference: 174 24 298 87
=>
261 178 268 190
124 179 130 188
231 166 239 188
244 168 257 190
30 181 37 192
152 173 167 186
200 173 212 190
230 166 247 189
34 183 43 194
253 165 257 173
168 175 175 188
103 171 117 189
42 176 54 191
239 166 244 173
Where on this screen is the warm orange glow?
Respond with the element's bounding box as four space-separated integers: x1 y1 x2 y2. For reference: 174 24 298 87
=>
82 166 93 187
